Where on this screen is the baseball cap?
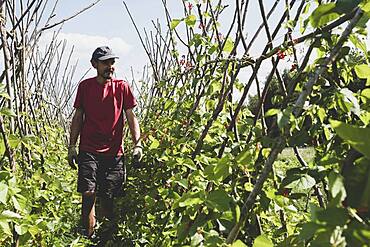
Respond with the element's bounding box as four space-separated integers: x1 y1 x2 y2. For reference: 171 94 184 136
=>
91 46 119 61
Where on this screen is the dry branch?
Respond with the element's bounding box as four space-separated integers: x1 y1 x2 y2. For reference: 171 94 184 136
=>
38 0 103 32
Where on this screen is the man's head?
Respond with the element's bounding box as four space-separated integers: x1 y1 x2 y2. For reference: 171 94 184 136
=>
91 46 119 80
91 46 119 62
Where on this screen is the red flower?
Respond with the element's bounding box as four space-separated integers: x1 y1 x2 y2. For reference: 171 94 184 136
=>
186 61 193 69
277 49 285 60
188 2 193 11
217 32 224 41
179 55 186 65
290 63 298 72
182 119 188 126
282 188 291 197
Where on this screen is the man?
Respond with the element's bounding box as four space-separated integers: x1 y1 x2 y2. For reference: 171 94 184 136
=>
67 46 143 238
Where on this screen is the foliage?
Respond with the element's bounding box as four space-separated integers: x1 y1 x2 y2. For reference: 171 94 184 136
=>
1 0 370 246
0 125 87 246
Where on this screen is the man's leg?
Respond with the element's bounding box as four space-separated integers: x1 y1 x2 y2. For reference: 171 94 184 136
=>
95 156 124 243
98 155 124 221
82 191 96 238
77 152 99 238
100 197 114 220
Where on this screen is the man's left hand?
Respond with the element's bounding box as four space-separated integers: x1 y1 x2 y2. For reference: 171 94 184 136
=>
133 145 143 162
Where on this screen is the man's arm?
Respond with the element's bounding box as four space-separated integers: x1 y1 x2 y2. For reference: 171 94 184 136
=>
125 108 141 147
69 108 84 147
68 108 84 168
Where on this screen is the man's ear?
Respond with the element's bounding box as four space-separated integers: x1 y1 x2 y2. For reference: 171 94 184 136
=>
91 59 98 68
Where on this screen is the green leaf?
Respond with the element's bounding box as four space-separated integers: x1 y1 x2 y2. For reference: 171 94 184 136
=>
170 19 183 30
330 120 370 159
231 240 248 247
285 174 316 191
28 225 40 237
204 157 232 183
349 34 368 56
185 15 197 27
355 64 370 86
343 157 370 208
144 195 156 207
361 88 370 99
191 232 204 246
0 140 4 155
316 207 349 226
0 183 8 204
355 64 370 78
236 147 254 165
310 203 322 222
317 107 326 123
12 195 27 212
175 191 205 209
335 0 361 14
213 157 232 182
277 108 292 129
0 210 22 220
340 88 360 116
244 182 254 192
223 38 234 53
309 3 340 28
299 222 322 240
0 108 16 117
177 216 191 241
0 92 10 100
360 173 370 210
179 197 203 208
14 224 28 235
328 171 346 203
206 189 231 212
359 112 370 126
265 108 280 117
190 34 202 47
8 135 20 149
360 1 370 12
253 234 273 247
174 179 188 189
0 220 12 236
178 157 197 170
149 138 160 149
164 100 175 111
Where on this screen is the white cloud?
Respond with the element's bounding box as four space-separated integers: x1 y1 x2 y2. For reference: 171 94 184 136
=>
37 31 133 79
39 31 131 55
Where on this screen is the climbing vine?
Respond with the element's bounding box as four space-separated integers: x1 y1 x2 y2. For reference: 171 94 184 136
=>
0 0 370 246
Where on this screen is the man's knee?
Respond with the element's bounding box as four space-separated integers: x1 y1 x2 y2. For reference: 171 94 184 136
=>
83 191 96 197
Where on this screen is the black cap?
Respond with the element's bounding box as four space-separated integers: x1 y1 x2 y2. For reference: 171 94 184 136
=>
91 46 119 61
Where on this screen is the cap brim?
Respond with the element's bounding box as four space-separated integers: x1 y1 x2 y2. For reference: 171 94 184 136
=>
97 55 119 60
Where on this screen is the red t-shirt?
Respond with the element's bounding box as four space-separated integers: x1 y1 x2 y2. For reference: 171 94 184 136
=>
73 77 137 156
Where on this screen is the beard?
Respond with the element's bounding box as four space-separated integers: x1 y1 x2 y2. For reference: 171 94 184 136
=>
101 69 114 79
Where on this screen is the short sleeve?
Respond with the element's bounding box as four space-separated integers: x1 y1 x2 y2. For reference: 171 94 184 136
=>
122 82 137 110
73 83 84 109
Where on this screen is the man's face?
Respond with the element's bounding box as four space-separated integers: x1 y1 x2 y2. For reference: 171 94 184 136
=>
95 58 115 80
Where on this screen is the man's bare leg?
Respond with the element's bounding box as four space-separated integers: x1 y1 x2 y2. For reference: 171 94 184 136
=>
82 191 96 238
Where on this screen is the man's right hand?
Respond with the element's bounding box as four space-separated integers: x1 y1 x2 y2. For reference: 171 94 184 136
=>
68 145 78 169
